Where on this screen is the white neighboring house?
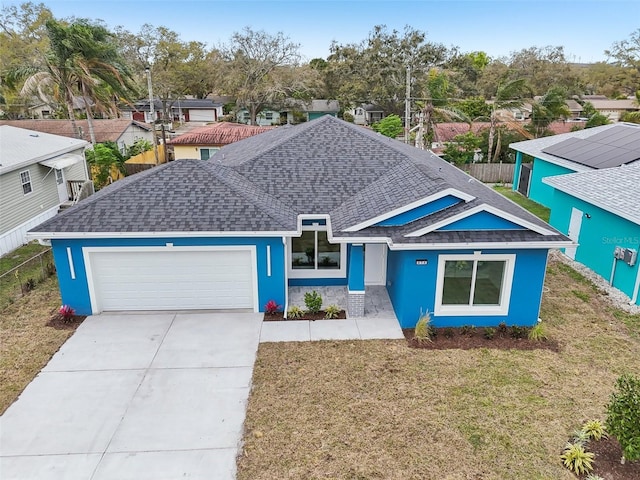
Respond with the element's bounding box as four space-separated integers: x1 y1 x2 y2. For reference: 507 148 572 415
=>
0 126 89 256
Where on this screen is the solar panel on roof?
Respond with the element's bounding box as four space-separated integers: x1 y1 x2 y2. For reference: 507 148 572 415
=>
541 125 640 169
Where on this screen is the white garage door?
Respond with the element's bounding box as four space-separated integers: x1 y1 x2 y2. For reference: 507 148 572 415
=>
188 109 216 122
87 248 256 312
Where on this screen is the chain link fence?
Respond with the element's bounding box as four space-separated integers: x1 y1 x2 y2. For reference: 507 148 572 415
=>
0 249 56 311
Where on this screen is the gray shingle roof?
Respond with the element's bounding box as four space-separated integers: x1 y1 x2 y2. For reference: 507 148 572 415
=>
543 162 640 226
33 115 568 245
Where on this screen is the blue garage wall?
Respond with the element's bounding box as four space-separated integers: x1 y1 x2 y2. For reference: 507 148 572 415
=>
528 158 576 207
549 189 640 304
386 248 549 328
52 236 286 315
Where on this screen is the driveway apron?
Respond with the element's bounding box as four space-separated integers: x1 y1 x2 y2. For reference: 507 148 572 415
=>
0 312 263 480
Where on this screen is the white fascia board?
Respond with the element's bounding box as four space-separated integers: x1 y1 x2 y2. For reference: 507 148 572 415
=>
405 204 555 237
388 240 575 250
342 188 475 233
26 230 299 240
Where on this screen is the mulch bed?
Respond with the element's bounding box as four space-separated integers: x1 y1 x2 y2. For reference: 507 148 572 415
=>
46 313 87 330
581 437 640 479
402 327 559 351
263 310 347 321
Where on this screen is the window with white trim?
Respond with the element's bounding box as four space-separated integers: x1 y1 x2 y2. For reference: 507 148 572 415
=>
20 170 33 195
199 147 219 160
289 224 346 278
435 253 515 316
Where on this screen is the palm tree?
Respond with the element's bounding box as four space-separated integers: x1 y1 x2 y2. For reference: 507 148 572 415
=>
414 69 470 150
479 79 533 162
17 19 137 143
528 86 571 137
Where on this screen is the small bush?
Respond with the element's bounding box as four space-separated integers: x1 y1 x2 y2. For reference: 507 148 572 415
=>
287 306 304 319
24 278 36 292
414 311 432 343
528 323 548 341
510 325 528 339
582 420 607 441
324 304 341 319
560 442 594 474
497 322 508 336
443 327 455 338
460 325 475 336
483 327 496 340
264 300 282 314
59 305 75 322
304 290 322 314
606 373 640 462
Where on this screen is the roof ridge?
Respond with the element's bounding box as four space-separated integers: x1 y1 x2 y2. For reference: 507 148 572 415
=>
203 162 297 229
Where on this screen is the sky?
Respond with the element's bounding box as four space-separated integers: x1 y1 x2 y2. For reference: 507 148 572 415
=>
4 0 640 63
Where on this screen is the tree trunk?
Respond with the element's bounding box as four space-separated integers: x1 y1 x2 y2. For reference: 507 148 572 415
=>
487 114 497 163
65 100 82 140
250 104 257 126
81 85 96 146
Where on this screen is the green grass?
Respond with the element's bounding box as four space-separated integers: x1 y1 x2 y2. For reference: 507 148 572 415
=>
0 242 55 311
493 185 551 222
0 241 50 272
611 308 640 338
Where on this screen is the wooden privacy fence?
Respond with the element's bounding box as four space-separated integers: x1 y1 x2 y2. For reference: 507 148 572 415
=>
463 162 516 183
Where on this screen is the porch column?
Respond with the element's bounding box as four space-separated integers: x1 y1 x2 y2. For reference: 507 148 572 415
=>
348 244 365 317
512 151 523 191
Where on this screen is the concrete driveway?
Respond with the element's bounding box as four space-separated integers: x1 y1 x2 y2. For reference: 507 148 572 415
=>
0 312 263 480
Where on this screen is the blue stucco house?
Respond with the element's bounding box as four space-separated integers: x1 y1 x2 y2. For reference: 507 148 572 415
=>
510 123 640 209
544 163 640 306
29 116 571 328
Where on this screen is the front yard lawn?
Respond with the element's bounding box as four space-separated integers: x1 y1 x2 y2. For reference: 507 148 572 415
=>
237 256 640 479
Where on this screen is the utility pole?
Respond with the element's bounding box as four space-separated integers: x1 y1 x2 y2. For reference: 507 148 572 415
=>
145 66 159 165
404 65 411 144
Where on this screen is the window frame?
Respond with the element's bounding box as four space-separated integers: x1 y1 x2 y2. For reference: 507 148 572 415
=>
199 147 219 160
288 224 346 279
20 169 33 195
434 252 515 316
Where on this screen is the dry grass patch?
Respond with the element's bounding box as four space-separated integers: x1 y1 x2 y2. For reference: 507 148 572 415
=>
237 257 640 479
0 276 79 414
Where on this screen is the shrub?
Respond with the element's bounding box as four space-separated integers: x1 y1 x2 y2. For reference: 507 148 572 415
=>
324 304 341 319
497 322 508 336
528 322 548 341
560 442 594 474
460 325 475 336
483 327 496 340
287 306 304 319
59 305 75 322
582 420 607 441
264 300 282 314
443 327 455 338
24 278 36 292
304 290 322 314
510 325 528 339
414 311 432 343
606 373 640 462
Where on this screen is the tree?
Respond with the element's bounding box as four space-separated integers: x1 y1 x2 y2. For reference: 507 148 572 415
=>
85 141 126 189
324 25 449 115
606 374 640 463
585 112 611 128
372 114 403 138
481 79 532 162
15 18 137 142
455 96 490 120
442 131 482 165
414 69 469 149
606 29 640 70
528 86 571 137
113 24 222 121
0 2 53 117
221 27 302 125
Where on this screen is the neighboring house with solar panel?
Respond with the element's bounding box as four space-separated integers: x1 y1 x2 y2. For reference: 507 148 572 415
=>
509 123 640 305
509 123 640 208
543 164 640 306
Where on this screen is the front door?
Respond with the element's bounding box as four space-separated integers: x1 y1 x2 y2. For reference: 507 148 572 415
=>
364 244 387 285
55 169 68 202
565 207 583 259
